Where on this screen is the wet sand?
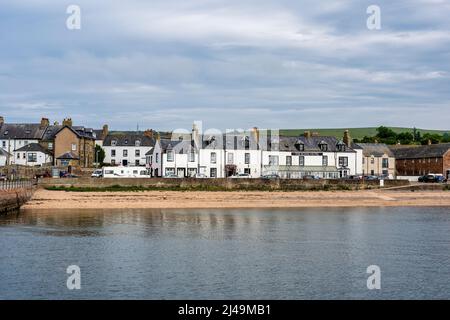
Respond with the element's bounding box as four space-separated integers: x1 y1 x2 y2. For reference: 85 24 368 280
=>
22 188 450 210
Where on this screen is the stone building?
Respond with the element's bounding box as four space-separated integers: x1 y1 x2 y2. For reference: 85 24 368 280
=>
356 143 396 178
53 119 96 168
390 143 450 179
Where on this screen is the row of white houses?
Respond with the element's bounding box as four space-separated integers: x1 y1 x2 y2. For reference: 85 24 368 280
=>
135 127 364 179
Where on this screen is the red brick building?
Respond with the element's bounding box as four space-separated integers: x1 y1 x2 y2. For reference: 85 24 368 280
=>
390 143 450 178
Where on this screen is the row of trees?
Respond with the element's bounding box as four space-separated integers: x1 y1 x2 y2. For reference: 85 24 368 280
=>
353 127 450 145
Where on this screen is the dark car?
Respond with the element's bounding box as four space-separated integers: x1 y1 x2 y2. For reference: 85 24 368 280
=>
261 174 280 180
303 175 320 180
419 174 445 183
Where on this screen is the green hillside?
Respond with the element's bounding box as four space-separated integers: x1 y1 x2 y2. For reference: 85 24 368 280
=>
280 127 449 139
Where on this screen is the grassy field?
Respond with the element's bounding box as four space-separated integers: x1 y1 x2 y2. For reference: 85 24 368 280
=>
280 127 449 139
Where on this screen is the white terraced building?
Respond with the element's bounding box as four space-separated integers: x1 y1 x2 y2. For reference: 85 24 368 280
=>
149 125 363 179
103 134 155 167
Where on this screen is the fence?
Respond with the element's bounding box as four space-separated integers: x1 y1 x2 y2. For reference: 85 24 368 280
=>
0 179 35 191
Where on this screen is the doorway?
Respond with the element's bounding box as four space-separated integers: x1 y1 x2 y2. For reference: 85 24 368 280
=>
177 168 185 178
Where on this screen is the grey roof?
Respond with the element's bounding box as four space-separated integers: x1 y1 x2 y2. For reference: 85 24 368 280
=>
51 126 96 140
160 138 192 152
201 131 272 150
103 134 155 147
0 148 11 157
72 126 96 139
14 143 51 154
56 152 79 160
389 143 450 159
279 136 356 153
0 123 47 140
93 129 108 141
356 143 394 157
42 125 63 141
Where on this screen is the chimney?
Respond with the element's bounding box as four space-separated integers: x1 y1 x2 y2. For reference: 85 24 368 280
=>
40 117 49 128
0 116 4 126
102 124 109 137
192 122 201 149
156 132 161 142
62 118 73 127
428 139 432 145
143 129 153 138
303 131 311 138
343 130 352 146
251 127 259 145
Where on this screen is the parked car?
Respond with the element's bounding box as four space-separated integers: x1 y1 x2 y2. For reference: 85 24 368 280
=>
261 174 280 180
303 175 320 180
164 173 180 178
229 173 251 178
348 175 363 180
91 169 103 178
363 175 378 180
60 171 78 178
194 173 208 179
0 174 7 181
419 174 447 183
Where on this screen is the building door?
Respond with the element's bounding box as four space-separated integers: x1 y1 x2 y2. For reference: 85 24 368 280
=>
177 168 185 178
225 165 237 177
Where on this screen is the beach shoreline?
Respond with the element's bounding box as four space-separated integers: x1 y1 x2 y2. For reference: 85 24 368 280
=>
21 188 450 210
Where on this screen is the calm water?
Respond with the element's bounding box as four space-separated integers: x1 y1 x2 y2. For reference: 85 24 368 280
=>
0 207 449 299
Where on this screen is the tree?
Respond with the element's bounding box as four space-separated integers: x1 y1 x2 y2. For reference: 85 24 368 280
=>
442 133 450 143
420 133 442 145
397 132 414 145
95 145 106 165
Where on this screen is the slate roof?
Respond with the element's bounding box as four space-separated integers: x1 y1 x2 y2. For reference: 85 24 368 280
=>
56 152 79 160
0 148 11 157
160 138 192 153
355 143 394 157
14 143 51 154
42 125 63 141
103 134 155 147
279 136 356 153
93 129 107 141
0 123 47 140
389 143 450 159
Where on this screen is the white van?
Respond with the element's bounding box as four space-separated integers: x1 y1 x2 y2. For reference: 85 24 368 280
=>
102 166 151 178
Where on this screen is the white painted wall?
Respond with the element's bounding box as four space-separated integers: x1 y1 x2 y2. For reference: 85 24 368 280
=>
12 151 52 166
103 145 152 166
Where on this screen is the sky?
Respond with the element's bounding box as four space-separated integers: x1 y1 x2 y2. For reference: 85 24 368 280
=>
0 0 449 131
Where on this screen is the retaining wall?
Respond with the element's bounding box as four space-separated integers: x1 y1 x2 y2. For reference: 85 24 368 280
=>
39 177 410 191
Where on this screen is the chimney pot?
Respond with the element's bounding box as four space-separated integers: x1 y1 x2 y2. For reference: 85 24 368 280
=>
62 118 73 127
40 117 49 128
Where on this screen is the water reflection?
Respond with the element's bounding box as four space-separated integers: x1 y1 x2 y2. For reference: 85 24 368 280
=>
0 207 449 299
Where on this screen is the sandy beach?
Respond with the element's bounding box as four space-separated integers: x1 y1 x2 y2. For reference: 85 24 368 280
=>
22 188 450 210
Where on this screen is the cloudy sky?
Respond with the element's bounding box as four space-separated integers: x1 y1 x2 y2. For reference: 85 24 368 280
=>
0 0 449 131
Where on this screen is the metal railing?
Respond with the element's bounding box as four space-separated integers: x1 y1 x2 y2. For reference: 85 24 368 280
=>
0 180 35 191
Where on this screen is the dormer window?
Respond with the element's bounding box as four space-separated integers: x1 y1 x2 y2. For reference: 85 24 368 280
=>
244 136 250 149
294 139 304 151
319 141 328 152
135 139 141 147
336 141 346 152
111 140 117 146
25 130 31 134
4 130 8 135
124 139 128 145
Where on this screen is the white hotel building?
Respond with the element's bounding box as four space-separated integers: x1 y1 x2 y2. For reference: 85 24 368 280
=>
148 125 362 179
